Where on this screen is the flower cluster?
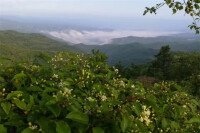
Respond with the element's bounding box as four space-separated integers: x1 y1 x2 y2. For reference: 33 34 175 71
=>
139 105 152 126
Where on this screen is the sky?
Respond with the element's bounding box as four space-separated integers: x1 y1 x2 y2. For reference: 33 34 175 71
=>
0 0 195 44
0 0 191 19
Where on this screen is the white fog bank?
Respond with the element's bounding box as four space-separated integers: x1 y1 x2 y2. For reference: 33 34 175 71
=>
48 30 179 45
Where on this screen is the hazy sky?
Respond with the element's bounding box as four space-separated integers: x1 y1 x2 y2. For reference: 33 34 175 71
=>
0 0 193 32
0 0 191 19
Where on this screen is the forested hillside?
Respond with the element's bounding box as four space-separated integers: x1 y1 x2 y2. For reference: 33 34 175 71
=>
110 35 200 51
0 31 82 62
75 34 200 66
115 45 200 96
75 43 158 66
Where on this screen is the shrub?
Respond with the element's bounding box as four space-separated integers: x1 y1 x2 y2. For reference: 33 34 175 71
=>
0 52 199 133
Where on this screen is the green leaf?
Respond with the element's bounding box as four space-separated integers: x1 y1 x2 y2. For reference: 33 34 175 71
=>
195 0 200 3
37 118 55 133
187 117 200 123
66 111 89 125
13 99 27 110
93 127 104 133
166 0 171 4
6 91 23 100
21 128 37 133
0 77 5 82
162 118 169 129
132 102 142 116
4 120 25 127
0 124 7 133
196 30 199 34
56 121 71 133
26 86 43 92
120 115 130 132
47 105 61 117
12 72 27 89
173 9 177 14
143 95 158 112
171 121 180 130
136 120 148 132
1 102 11 115
27 96 34 111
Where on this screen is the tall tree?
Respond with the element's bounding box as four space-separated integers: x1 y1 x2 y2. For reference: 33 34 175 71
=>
151 45 173 80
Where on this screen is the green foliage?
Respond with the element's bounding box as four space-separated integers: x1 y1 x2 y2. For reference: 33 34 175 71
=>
0 51 199 133
144 0 200 34
117 46 200 96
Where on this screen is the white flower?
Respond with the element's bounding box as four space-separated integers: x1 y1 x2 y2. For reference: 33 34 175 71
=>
144 110 151 116
52 74 58 79
145 119 151 126
183 105 187 108
87 97 95 102
139 117 144 122
142 105 147 110
64 88 72 94
29 125 38 130
131 84 135 88
119 81 125 88
100 95 107 101
59 82 66 87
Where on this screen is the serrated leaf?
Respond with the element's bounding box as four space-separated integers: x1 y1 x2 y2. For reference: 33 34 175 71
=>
66 111 89 125
93 127 104 133
56 121 71 133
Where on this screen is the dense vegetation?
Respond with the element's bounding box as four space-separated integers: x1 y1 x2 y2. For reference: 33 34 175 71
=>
0 50 200 133
75 43 158 66
115 45 200 97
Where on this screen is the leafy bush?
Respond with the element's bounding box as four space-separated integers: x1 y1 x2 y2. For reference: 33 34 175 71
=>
0 52 200 133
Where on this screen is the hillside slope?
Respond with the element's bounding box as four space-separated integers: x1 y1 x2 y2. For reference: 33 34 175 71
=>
0 30 81 52
75 43 158 66
0 30 82 62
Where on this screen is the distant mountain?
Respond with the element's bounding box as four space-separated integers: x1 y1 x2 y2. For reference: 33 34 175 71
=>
75 43 158 66
75 33 200 66
110 34 200 51
1 30 199 66
0 18 107 33
0 30 82 61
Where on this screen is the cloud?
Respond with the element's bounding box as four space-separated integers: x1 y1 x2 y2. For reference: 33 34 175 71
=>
48 30 178 45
